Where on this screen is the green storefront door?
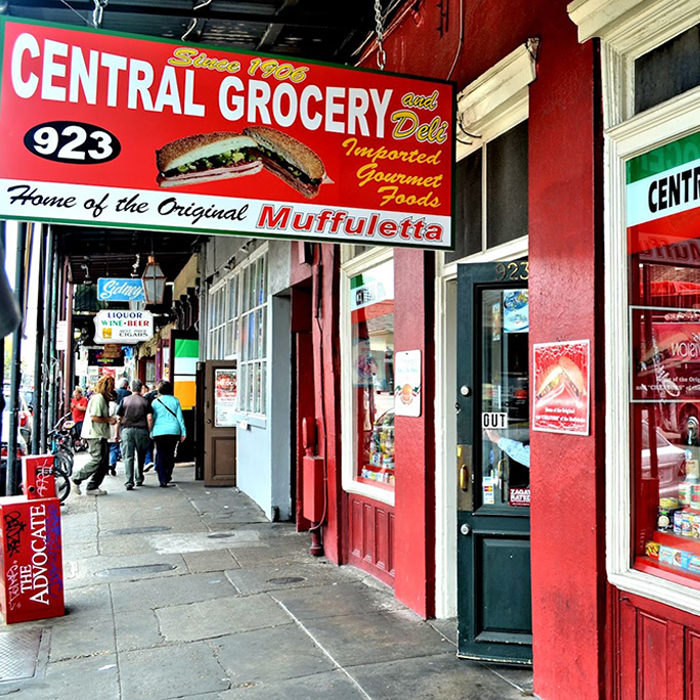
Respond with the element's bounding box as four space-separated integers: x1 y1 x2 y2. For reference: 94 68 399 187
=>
456 260 532 664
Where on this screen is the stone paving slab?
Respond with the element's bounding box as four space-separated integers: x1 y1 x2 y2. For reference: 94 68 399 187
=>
270 581 405 621
224 561 352 595
3 653 120 700
114 608 164 652
47 610 116 662
119 641 231 700
217 670 368 700
146 529 261 555
299 609 453 667
210 625 335 684
348 653 527 700
64 553 187 589
182 549 240 573
156 594 291 643
110 572 237 613
228 541 317 569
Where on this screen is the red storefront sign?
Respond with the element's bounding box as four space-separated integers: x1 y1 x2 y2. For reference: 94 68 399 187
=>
0 496 64 623
21 454 56 500
0 19 454 249
532 340 591 435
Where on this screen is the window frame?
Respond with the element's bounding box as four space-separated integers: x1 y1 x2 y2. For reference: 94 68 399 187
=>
340 246 396 506
206 245 268 419
604 50 700 614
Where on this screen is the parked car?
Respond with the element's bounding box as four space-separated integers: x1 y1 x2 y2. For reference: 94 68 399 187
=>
1 403 28 497
640 420 687 499
2 389 33 446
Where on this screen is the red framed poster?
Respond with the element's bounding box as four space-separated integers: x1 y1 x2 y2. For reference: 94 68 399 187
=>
532 339 591 435
0 19 455 249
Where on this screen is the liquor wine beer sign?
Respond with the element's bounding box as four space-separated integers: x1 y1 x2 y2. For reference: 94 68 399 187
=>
0 19 455 249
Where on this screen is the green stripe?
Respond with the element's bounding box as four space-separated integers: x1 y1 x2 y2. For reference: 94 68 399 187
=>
627 131 700 184
175 339 199 358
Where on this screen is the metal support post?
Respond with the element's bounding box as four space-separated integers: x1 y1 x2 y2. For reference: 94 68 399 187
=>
31 226 46 455
40 227 54 452
6 223 27 496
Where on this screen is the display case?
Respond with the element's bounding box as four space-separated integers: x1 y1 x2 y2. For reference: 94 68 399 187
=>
628 129 700 587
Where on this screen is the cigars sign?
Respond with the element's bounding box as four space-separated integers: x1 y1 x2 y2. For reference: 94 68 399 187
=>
0 19 455 249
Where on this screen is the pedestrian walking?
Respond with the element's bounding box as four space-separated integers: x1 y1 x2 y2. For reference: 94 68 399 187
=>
108 378 131 475
117 379 152 490
141 384 155 471
148 380 186 488
72 375 117 496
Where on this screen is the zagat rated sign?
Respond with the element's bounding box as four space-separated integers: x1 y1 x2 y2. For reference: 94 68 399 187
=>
93 309 154 344
0 19 455 249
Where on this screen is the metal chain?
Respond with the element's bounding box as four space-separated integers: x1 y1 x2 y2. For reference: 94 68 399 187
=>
91 0 108 28
374 0 387 71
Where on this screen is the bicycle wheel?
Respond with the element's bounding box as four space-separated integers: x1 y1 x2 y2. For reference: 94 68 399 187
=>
56 448 74 478
54 465 71 504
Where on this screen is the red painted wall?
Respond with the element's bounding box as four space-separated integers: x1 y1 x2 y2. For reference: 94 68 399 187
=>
393 249 436 617
362 1 606 698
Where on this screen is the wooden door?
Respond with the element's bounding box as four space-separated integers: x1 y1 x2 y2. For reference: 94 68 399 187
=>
204 359 237 486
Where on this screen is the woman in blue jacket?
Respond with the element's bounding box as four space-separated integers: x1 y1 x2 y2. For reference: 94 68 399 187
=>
147 380 187 487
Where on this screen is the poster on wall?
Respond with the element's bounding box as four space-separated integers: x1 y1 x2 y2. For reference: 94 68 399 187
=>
532 339 590 435
0 19 454 250
214 369 237 427
394 350 421 417
503 290 529 333
630 307 700 403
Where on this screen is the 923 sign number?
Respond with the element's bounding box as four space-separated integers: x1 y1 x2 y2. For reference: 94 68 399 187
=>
495 261 528 281
24 122 121 164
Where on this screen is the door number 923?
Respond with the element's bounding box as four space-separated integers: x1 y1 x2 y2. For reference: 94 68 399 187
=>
24 122 121 164
495 261 529 281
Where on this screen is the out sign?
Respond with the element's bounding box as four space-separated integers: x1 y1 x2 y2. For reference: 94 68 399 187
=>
482 412 508 430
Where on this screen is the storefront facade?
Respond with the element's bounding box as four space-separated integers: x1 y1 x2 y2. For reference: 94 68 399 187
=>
291 0 700 698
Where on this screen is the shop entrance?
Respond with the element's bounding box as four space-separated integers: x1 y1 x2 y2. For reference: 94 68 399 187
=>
456 259 532 664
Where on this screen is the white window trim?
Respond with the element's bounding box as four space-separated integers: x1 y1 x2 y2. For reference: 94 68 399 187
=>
606 82 700 616
568 0 700 127
568 0 700 616
340 246 395 507
433 45 535 618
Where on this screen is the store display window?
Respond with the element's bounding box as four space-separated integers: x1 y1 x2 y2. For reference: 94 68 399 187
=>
628 129 700 587
350 259 395 489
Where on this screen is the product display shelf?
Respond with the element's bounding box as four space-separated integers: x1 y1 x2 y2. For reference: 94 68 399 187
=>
654 529 700 557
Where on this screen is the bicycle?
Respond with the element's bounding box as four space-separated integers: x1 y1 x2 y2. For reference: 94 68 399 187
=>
47 415 76 504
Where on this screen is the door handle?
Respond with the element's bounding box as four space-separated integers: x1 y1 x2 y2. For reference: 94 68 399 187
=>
206 419 212 424
456 444 473 511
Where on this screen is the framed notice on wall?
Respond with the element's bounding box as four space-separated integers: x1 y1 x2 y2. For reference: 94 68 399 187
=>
532 340 590 435
214 368 237 427
394 350 421 417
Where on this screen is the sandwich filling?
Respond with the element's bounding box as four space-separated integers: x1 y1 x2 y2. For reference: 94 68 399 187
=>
253 145 322 188
161 149 260 179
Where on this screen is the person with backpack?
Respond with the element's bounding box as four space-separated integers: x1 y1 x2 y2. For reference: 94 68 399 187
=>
147 380 186 487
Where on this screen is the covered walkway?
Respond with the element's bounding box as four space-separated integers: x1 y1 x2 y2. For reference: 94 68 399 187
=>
0 463 533 699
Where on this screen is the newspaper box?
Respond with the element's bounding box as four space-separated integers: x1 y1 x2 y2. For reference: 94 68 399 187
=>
0 497 64 623
22 455 56 500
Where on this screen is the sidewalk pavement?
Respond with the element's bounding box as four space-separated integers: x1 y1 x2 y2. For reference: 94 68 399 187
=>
0 459 534 700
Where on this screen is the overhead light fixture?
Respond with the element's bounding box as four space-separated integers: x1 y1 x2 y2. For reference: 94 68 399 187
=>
141 255 166 304
80 263 93 286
